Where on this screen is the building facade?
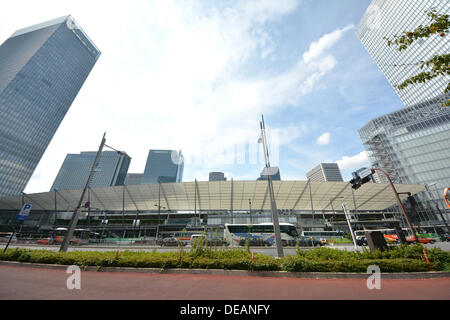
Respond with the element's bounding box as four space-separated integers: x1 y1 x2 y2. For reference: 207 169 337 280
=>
356 1 450 226
142 150 184 184
306 163 343 182
124 173 144 185
0 16 100 196
356 0 449 107
209 172 226 181
50 151 131 191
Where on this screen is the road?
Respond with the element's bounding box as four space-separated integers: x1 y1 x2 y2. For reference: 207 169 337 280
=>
0 264 449 300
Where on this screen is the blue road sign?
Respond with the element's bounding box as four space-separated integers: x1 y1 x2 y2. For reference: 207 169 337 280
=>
16 203 32 221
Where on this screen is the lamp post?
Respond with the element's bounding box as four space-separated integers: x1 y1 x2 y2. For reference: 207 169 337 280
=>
258 115 284 258
59 133 123 252
154 203 166 241
342 203 357 250
249 199 252 224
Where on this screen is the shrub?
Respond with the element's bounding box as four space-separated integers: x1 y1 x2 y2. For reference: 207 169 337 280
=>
0 245 446 273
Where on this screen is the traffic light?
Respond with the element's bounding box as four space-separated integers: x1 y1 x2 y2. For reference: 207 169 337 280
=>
406 195 417 207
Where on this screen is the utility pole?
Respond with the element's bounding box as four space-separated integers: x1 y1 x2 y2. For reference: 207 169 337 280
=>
259 115 284 258
342 203 357 250
249 199 252 224
60 133 106 252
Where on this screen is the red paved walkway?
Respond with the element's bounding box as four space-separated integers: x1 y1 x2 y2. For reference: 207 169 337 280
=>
0 265 449 300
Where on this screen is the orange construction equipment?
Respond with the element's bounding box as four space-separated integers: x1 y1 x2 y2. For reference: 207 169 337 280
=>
422 248 430 264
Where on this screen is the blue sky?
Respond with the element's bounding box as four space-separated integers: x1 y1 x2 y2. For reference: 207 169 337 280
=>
0 0 406 193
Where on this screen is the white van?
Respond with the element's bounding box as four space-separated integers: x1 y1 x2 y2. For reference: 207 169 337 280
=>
190 234 205 244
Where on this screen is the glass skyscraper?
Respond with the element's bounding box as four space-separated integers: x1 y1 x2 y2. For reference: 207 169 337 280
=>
142 150 184 184
356 0 449 107
356 1 450 225
50 151 131 191
0 16 100 196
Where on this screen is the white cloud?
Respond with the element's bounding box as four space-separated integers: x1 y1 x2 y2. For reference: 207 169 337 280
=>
0 1 356 193
302 24 354 63
316 132 331 145
336 151 369 171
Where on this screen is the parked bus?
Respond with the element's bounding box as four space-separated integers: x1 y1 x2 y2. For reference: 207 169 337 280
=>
36 228 91 245
301 230 345 243
224 223 299 246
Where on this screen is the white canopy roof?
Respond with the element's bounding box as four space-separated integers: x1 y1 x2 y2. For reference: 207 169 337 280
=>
0 180 425 212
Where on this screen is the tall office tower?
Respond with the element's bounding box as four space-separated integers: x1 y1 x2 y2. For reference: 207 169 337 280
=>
306 163 343 182
209 172 226 181
356 1 450 221
50 151 131 191
0 16 100 196
124 173 143 185
257 167 281 181
356 0 449 107
142 150 184 184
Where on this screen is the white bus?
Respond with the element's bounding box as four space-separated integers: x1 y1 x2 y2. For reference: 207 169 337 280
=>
224 223 299 246
301 230 345 243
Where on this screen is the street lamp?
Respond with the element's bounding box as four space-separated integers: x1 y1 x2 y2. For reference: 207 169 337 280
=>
59 133 124 252
258 115 284 258
248 199 252 224
154 203 166 241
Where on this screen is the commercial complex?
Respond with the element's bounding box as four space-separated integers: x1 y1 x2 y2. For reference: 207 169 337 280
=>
356 0 450 226
142 150 184 184
0 16 100 197
0 180 427 238
50 151 131 191
209 172 227 181
306 163 343 182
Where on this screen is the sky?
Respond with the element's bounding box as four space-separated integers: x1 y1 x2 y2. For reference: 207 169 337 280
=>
0 0 406 194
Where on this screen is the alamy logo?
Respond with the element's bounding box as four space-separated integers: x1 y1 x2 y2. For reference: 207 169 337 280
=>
366 265 381 290
66 265 81 290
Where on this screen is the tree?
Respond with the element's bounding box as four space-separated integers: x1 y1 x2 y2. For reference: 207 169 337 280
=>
384 8 449 107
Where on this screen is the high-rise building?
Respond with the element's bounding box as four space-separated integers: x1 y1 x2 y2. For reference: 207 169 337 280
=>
356 1 450 222
50 151 130 191
209 172 226 181
0 16 100 196
257 167 281 181
124 173 143 185
306 163 343 182
356 0 449 107
142 150 184 184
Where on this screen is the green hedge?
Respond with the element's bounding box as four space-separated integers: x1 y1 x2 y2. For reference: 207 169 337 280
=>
1 244 448 273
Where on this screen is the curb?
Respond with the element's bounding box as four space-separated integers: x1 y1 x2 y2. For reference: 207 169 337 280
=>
1 260 449 279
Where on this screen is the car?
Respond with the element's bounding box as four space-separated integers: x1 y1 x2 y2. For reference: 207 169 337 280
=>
36 237 52 245
294 236 324 247
406 235 435 244
356 236 368 246
158 237 186 246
